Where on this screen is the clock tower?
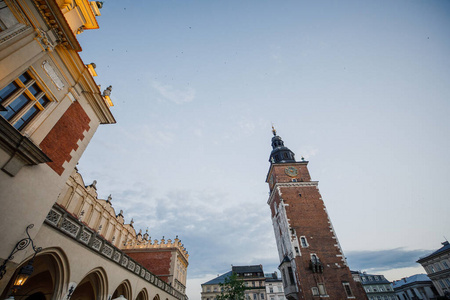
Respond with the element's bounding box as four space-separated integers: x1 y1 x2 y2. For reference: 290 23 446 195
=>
266 128 367 300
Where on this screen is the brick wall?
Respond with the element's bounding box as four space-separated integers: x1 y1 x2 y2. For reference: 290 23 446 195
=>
269 163 368 299
40 101 90 176
127 250 173 283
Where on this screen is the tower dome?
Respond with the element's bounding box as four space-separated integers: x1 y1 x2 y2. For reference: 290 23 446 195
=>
269 127 296 163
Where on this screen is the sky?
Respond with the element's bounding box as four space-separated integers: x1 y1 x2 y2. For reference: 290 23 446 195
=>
76 1 450 299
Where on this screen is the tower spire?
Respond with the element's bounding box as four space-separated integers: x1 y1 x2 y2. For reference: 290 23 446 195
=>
269 128 296 163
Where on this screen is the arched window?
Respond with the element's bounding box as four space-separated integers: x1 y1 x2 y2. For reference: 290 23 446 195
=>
300 236 308 248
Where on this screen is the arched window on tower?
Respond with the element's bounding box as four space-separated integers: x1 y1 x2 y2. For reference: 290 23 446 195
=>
300 236 308 248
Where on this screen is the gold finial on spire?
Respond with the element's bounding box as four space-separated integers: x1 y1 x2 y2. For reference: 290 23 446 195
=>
272 123 277 136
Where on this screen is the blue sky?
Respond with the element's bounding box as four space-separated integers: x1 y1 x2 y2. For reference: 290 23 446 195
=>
77 1 450 299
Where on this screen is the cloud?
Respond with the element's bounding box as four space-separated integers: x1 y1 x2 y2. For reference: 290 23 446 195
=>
346 248 432 272
118 187 279 279
151 81 195 104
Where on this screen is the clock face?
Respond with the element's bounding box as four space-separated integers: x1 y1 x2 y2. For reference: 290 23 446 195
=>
285 166 298 177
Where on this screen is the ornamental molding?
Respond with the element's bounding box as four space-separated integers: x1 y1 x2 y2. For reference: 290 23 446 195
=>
267 181 319 205
44 204 188 300
0 117 51 176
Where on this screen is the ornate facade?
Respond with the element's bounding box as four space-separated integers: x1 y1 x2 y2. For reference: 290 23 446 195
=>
0 1 188 299
201 265 268 300
417 241 450 297
265 129 367 300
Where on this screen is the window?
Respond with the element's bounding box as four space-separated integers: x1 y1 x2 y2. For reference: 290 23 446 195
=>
439 280 446 288
443 261 449 269
0 1 20 32
300 237 308 247
206 287 211 292
435 263 442 271
311 287 319 296
445 278 450 287
269 287 273 293
260 294 264 299
253 293 257 300
287 267 295 285
0 71 51 131
252 281 255 287
429 265 436 273
342 282 353 298
311 254 319 263
318 284 326 296
295 247 300 255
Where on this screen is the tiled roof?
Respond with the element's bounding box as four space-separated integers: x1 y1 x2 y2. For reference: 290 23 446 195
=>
202 271 233 285
359 273 391 284
417 241 450 262
232 265 264 274
392 274 431 289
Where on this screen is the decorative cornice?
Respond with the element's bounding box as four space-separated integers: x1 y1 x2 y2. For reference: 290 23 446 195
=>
32 0 82 51
265 161 309 183
267 181 319 205
0 117 51 176
45 204 187 300
123 237 189 264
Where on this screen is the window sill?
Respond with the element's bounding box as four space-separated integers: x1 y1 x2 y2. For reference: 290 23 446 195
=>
0 117 51 176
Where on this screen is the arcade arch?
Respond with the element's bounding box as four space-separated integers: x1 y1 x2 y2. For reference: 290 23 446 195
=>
0 248 68 300
70 268 107 300
112 280 132 300
135 288 148 300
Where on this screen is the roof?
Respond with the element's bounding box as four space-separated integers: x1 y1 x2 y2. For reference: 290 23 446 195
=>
232 265 264 274
417 241 450 262
357 272 391 284
202 271 232 285
392 274 431 289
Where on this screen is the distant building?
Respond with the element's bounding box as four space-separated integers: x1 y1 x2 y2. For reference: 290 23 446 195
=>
265 129 368 300
234 265 266 300
201 265 268 300
201 271 233 300
392 274 439 300
352 271 397 300
417 241 450 297
265 272 286 300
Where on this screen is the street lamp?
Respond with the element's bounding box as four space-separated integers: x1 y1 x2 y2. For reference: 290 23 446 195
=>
11 260 35 292
0 224 41 282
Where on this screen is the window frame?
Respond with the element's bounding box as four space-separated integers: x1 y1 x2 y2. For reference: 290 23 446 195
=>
342 282 354 298
0 69 54 132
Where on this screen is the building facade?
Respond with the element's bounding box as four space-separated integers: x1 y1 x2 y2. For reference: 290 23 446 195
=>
352 271 397 300
0 1 189 300
417 241 450 297
201 265 268 300
265 272 286 300
392 274 439 300
265 129 367 300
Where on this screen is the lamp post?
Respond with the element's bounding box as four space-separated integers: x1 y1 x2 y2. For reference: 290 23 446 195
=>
0 224 42 289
